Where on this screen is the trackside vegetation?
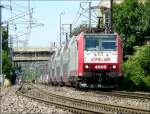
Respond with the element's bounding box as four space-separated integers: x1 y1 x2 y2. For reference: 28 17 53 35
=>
113 0 150 91
123 45 150 91
2 28 12 81
2 28 19 85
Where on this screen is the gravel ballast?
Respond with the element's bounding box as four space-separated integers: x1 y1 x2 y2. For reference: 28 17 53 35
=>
36 84 150 111
1 85 72 114
1 84 149 114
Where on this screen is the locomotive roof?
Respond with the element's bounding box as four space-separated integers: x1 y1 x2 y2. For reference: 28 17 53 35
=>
83 32 117 36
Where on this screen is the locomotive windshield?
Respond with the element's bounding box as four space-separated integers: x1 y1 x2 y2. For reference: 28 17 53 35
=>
85 35 116 51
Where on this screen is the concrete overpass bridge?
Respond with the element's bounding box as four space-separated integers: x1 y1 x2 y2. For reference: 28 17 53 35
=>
12 47 56 82
13 47 55 62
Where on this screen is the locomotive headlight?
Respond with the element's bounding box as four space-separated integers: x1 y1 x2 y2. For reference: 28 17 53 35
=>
100 65 103 69
79 73 82 76
112 65 116 69
103 65 107 69
85 65 89 69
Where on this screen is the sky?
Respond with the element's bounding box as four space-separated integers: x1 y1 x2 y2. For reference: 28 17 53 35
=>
2 0 100 47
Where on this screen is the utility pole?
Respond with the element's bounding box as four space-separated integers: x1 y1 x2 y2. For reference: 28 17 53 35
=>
60 14 62 47
66 33 68 43
110 0 113 32
89 2 91 32
0 2 3 85
62 23 72 39
69 24 72 38
59 12 65 47
60 14 61 47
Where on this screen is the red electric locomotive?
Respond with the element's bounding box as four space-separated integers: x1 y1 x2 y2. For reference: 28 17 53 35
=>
48 32 123 88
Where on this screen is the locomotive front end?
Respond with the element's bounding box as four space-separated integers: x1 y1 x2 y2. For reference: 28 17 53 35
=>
78 33 123 88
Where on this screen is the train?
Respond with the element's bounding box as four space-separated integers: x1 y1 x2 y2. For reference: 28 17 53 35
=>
45 32 123 89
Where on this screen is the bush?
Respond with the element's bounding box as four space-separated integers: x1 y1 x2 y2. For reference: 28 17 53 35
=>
143 76 150 91
2 50 12 80
123 45 150 91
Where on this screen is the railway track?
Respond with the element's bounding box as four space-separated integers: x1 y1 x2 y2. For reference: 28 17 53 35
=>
16 83 150 114
93 90 150 100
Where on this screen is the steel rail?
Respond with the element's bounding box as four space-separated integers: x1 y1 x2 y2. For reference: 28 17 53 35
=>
93 90 150 100
18 83 150 114
16 90 109 114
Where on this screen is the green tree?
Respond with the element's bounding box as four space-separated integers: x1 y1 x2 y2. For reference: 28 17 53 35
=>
2 50 12 79
2 27 9 51
113 0 150 56
2 27 12 80
72 24 88 36
112 0 150 91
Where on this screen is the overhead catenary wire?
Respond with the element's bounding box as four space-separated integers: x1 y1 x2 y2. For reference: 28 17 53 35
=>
72 1 91 27
72 0 90 25
93 9 98 18
3 6 25 18
7 10 34 22
2 0 43 48
72 5 81 26
79 13 97 23
72 1 99 29
72 6 90 27
80 6 98 20
3 3 26 14
12 2 27 10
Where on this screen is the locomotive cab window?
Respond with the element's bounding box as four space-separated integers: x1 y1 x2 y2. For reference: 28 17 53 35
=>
101 39 116 51
85 38 99 51
85 35 116 51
